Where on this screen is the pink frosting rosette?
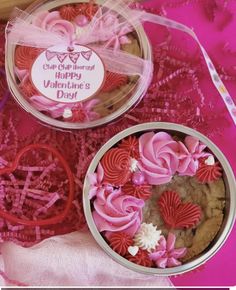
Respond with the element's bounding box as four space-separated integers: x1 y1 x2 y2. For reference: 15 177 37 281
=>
138 132 179 185
177 136 210 176
93 189 144 237
32 11 75 42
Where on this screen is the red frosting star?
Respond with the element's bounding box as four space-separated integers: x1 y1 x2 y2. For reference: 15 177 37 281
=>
196 158 222 183
108 232 133 256
59 5 77 21
122 182 152 200
75 0 98 20
126 249 153 268
118 135 139 159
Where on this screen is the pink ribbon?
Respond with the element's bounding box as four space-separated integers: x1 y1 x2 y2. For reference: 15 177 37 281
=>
6 0 236 125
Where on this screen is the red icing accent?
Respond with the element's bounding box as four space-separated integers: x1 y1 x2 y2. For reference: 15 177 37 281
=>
59 5 77 21
101 148 131 186
196 161 222 183
75 1 98 20
118 136 139 159
0 144 74 226
126 249 153 267
70 106 87 122
108 232 133 256
122 182 152 200
158 191 201 229
15 46 42 70
100 72 129 93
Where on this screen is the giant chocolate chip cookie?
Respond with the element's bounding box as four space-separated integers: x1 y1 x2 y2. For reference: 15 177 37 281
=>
143 176 226 262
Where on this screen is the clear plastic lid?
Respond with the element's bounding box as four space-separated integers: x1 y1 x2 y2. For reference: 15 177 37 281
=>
5 0 153 130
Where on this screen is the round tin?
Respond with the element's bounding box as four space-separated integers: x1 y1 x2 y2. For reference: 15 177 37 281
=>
5 0 152 130
83 122 236 276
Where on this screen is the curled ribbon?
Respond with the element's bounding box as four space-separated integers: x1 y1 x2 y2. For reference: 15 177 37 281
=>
141 12 236 126
5 0 236 125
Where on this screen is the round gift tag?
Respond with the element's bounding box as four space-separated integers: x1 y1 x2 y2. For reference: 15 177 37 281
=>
31 44 105 104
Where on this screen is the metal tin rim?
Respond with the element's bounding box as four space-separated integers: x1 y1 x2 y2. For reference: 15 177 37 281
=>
83 122 236 276
5 0 153 130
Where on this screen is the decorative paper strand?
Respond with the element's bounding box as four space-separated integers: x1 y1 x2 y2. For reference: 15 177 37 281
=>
141 12 236 125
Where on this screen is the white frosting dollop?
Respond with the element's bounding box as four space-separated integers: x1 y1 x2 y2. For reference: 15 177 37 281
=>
205 155 215 166
130 158 138 172
63 108 73 119
134 223 162 252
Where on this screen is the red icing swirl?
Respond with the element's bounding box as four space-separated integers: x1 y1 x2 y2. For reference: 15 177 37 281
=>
108 232 133 256
118 136 139 159
158 191 201 229
122 182 152 200
59 5 77 21
19 76 39 98
75 1 98 20
126 249 153 267
101 148 131 186
101 72 129 93
196 161 222 183
15 46 42 70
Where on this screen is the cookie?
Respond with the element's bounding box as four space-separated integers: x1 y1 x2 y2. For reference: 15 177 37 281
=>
94 80 140 117
181 214 224 262
143 176 226 262
89 129 229 270
121 35 142 58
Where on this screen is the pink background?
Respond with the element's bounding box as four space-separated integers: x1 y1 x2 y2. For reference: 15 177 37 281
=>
143 0 236 286
0 0 236 286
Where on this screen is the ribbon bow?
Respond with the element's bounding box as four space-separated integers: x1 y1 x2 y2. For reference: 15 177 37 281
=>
5 0 236 125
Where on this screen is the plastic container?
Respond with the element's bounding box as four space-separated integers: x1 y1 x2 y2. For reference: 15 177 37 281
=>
5 0 153 130
83 122 236 276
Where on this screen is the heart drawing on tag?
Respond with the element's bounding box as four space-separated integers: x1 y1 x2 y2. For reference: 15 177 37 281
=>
69 52 80 64
158 191 201 229
81 50 92 61
56 52 68 63
45 50 57 61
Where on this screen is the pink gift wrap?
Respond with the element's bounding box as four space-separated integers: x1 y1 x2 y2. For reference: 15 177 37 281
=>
0 0 236 286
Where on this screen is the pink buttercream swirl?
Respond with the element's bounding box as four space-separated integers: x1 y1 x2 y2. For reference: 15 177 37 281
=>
92 189 144 237
32 11 75 43
149 233 187 268
177 136 209 176
138 132 179 185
